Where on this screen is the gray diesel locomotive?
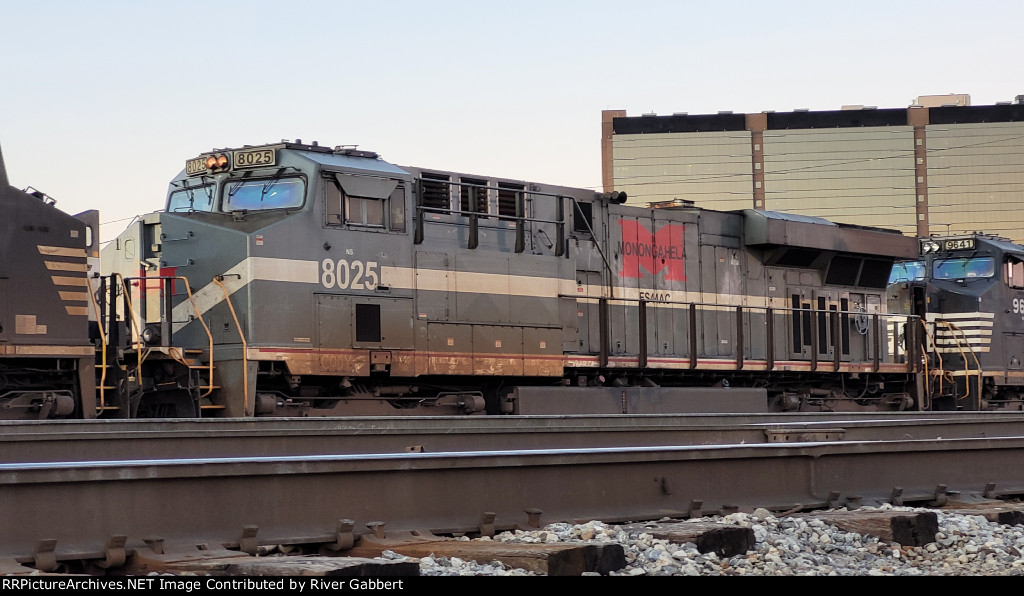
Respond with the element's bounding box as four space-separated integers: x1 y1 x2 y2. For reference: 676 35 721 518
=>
15 138 1017 419
92 140 927 418
889 233 1024 411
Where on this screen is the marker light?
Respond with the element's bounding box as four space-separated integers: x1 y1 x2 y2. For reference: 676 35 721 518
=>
205 154 230 172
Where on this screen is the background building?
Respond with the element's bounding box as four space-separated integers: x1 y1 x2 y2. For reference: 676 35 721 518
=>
602 95 1024 242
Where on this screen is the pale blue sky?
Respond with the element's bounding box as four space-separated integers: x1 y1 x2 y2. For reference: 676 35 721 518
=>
1 0 1021 240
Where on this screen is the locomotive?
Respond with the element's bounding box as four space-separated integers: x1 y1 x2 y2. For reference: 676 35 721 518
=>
888 233 1024 411
90 139 928 418
9 138 997 419
0 142 100 418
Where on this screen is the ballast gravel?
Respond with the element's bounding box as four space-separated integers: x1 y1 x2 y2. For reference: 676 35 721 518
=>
384 504 1024 576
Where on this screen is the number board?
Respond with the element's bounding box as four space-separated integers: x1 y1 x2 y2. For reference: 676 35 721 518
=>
185 157 207 176
234 149 275 169
944 239 975 251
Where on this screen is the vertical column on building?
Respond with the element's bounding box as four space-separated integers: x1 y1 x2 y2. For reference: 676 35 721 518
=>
908 106 930 237
746 113 767 209
601 110 627 193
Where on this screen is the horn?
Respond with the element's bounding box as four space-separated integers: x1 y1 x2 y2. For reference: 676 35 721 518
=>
596 191 628 204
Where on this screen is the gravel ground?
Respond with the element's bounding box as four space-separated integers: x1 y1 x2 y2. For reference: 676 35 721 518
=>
388 504 1024 576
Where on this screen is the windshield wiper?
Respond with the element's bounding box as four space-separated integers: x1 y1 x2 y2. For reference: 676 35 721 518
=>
260 168 286 202
227 170 257 198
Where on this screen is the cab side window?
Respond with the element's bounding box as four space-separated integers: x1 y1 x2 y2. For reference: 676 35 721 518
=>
388 184 406 232
325 178 345 225
1006 256 1024 289
347 194 384 227
324 172 405 232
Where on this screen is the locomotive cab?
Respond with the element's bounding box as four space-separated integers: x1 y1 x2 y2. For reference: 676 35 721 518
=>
101 142 416 416
889 234 1024 410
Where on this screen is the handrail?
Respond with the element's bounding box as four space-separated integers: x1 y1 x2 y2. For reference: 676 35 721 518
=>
114 275 218 411
413 176 569 257
918 318 934 399
213 276 249 415
935 321 967 401
569 198 615 299
568 293 915 371
941 321 984 404
922 318 947 397
116 275 149 410
174 276 216 399
86 276 108 414
564 292 916 324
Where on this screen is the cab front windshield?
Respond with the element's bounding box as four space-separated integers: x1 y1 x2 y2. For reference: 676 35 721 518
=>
224 177 305 211
167 183 215 212
932 257 995 280
889 261 925 284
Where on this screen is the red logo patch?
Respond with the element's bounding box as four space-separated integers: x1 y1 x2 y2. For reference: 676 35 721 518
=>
618 221 686 281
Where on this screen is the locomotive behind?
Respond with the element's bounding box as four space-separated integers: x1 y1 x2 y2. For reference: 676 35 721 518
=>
889 233 1024 410
90 140 926 418
0 142 100 418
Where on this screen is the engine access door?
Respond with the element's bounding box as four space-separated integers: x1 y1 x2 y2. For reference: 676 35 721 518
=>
574 271 603 355
788 287 843 363
812 290 843 363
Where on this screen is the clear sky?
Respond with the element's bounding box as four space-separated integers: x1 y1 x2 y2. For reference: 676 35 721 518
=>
1 0 1021 241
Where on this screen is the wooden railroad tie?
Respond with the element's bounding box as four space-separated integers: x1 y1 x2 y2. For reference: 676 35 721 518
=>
940 497 1024 527
346 530 626 576
136 555 420 577
792 510 939 546
620 522 756 558
122 544 418 577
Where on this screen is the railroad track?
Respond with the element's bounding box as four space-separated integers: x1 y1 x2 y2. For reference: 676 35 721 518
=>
4 413 1024 575
4 411 1024 463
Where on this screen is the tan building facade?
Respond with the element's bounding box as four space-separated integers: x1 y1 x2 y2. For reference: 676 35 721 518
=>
602 100 1024 243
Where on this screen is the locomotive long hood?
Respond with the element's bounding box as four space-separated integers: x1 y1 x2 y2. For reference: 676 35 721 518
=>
743 209 919 259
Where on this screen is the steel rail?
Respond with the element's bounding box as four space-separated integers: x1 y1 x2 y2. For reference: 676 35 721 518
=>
2 412 1024 464
4 436 1024 565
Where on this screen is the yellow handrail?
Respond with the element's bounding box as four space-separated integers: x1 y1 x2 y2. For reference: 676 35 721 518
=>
86 277 108 415
212 276 249 415
935 320 983 402
945 321 983 403
173 277 216 399
109 274 218 414
114 275 150 413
